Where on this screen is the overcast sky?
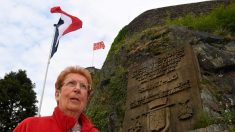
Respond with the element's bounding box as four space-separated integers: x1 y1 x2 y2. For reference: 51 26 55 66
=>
0 0 208 116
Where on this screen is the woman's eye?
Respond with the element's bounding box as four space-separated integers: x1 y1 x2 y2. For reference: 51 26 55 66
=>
67 81 76 86
80 83 87 89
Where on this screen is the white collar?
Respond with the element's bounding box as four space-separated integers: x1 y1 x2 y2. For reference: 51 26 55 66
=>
70 122 81 132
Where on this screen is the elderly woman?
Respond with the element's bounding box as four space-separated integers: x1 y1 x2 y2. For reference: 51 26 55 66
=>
14 66 99 132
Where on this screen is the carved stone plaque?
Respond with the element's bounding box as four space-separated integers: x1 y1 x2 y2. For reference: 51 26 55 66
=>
123 44 202 132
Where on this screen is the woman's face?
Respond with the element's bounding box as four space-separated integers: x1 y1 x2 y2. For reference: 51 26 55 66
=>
55 73 89 117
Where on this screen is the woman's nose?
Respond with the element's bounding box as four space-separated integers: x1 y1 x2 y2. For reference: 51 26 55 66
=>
73 84 81 92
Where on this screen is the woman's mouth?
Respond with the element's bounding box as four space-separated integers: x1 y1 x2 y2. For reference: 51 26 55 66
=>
70 97 79 102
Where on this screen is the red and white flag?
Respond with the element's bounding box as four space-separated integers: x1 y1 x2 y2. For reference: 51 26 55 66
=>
93 41 105 50
50 6 83 58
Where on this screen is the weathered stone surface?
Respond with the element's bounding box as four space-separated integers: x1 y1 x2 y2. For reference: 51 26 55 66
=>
188 124 228 132
200 87 222 118
123 45 202 131
196 43 235 72
167 26 235 72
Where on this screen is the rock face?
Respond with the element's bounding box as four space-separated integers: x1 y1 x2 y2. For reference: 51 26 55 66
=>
122 26 235 131
86 0 235 131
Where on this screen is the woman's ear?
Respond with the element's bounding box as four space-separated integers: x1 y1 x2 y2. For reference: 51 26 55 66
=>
55 89 60 102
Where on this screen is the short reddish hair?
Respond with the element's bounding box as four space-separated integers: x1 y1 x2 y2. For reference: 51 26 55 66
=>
55 66 92 96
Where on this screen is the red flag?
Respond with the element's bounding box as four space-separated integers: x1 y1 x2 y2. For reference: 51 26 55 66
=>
50 6 83 58
93 41 105 50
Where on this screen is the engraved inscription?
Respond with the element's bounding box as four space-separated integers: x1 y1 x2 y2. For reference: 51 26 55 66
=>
138 73 178 93
123 45 202 132
130 80 191 109
130 47 185 84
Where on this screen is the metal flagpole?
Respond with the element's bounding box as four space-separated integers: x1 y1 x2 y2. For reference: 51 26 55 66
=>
92 49 94 67
38 27 56 116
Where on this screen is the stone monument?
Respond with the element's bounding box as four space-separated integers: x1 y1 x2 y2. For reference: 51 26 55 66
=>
123 44 202 132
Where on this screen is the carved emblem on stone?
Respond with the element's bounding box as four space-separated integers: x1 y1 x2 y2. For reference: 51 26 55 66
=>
177 99 193 120
128 117 142 132
149 109 166 131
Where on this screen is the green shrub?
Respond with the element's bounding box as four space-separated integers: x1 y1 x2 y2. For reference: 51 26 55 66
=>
193 112 215 129
86 105 109 130
167 3 235 34
107 26 128 59
86 65 127 131
222 110 235 131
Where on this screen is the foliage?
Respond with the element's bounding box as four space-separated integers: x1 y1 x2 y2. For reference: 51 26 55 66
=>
193 109 235 130
108 66 127 105
201 77 211 84
167 3 235 35
107 66 127 130
193 112 215 129
222 110 235 125
106 26 128 60
86 104 109 130
222 110 235 131
0 70 38 131
86 65 127 131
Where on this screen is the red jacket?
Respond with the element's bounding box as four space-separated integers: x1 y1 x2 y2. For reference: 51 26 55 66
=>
13 107 99 132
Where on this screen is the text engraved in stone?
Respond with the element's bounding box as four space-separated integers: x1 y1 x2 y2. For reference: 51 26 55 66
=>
130 47 185 84
130 80 191 109
138 72 178 93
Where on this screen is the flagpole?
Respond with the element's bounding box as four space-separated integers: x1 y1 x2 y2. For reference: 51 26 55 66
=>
92 49 94 67
38 27 56 116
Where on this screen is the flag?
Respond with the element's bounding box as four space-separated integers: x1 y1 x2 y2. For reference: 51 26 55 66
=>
50 6 82 58
93 41 105 50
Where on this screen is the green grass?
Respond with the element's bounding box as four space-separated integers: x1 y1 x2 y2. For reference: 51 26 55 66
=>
192 110 235 130
193 112 215 129
167 3 235 35
106 26 128 60
222 110 235 131
106 26 169 62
